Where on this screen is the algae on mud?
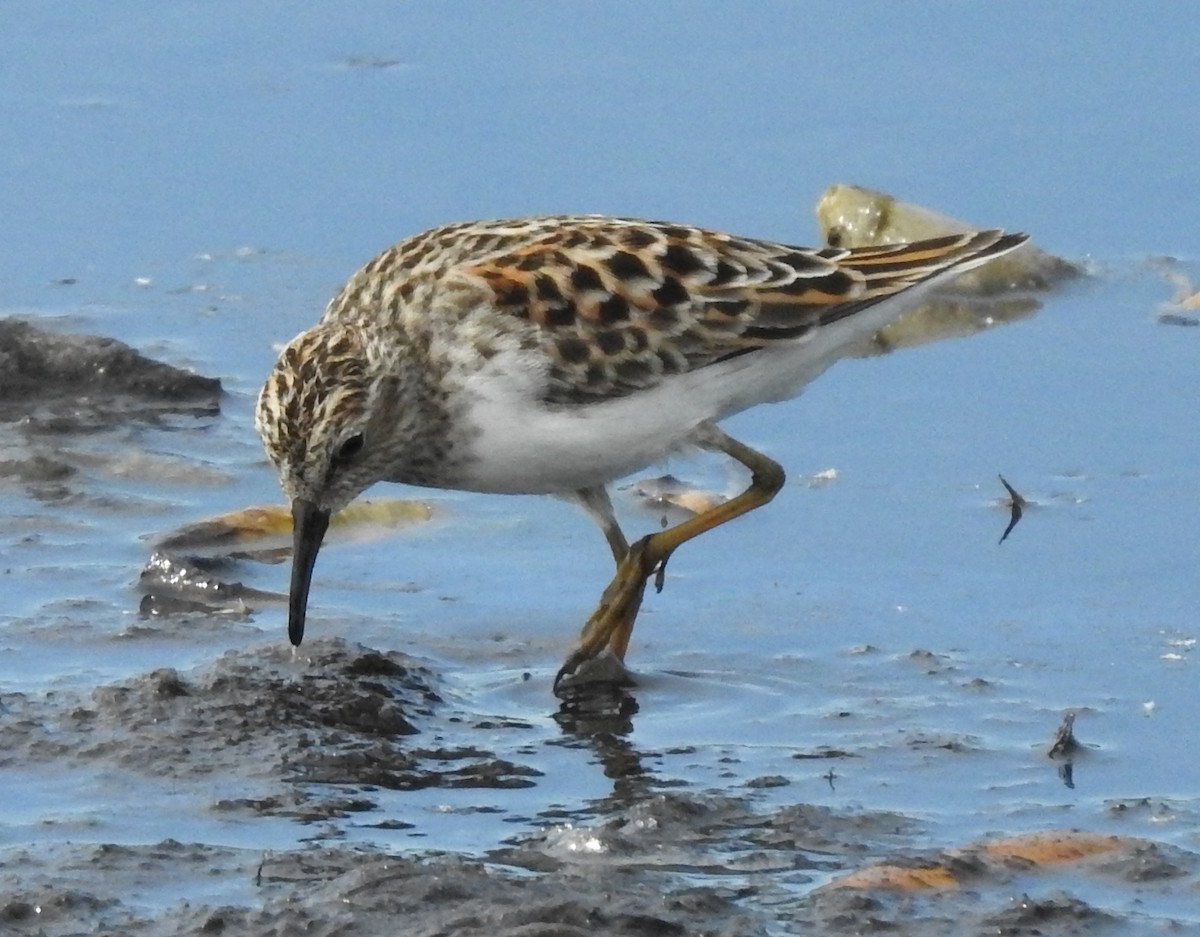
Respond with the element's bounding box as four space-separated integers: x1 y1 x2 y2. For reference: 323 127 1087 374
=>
813 184 1080 355
816 184 1080 294
153 498 437 559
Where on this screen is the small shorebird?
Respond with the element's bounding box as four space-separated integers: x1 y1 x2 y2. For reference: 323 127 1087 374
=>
256 215 1026 689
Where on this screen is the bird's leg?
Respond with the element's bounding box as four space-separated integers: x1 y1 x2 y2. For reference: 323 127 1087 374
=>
556 422 785 689
570 485 630 564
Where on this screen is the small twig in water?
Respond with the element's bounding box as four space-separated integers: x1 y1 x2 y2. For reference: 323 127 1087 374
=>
998 474 1027 544
1048 711 1079 759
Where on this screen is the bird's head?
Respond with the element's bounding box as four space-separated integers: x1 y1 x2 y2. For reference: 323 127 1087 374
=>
255 323 400 646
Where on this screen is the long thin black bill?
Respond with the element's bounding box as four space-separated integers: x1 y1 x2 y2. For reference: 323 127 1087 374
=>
289 498 331 646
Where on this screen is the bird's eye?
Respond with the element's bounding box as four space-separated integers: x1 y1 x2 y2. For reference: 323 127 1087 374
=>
333 433 365 467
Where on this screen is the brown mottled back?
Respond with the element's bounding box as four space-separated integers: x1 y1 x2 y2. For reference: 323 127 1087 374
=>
321 216 1024 404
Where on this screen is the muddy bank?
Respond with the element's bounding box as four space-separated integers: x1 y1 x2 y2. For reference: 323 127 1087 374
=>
2 811 1195 936
0 317 220 422
2 640 1198 936
0 317 223 502
1 839 767 937
0 640 540 820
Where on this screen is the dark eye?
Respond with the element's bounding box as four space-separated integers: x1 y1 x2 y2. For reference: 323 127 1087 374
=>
333 433 365 467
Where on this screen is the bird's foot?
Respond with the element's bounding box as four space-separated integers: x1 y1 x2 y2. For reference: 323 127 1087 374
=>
554 536 660 694
553 649 635 695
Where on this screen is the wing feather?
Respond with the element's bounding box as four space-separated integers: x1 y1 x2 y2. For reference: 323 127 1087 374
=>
436 216 1025 402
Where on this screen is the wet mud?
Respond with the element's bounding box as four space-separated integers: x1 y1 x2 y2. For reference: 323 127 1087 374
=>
0 317 220 422
2 839 767 937
3 639 1199 935
0 318 222 503
7 832 1190 936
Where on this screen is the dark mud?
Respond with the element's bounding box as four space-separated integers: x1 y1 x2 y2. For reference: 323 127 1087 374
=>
137 552 284 619
0 318 223 503
0 640 540 815
5 832 1188 936
0 317 220 423
3 640 1198 935
1 840 767 937
4 828 1193 937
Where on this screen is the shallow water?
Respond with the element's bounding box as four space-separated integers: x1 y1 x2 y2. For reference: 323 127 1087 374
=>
2 3 1199 933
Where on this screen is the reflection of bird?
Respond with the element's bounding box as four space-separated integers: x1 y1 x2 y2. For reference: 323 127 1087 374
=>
256 215 1027 689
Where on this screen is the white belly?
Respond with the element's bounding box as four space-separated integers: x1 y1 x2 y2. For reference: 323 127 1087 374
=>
454 336 850 495
456 386 697 494
450 257 962 495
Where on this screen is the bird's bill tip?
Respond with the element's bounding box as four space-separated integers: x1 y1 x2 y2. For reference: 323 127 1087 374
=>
288 498 331 647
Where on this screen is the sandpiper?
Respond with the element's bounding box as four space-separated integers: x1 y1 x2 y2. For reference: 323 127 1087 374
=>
255 215 1026 690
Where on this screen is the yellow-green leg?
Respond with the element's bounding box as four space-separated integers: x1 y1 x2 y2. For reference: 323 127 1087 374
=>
555 421 785 689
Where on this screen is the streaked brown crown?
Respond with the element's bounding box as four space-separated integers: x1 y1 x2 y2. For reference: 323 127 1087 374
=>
255 326 372 493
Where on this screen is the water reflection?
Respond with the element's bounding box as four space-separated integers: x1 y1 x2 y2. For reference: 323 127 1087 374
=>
552 681 658 808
